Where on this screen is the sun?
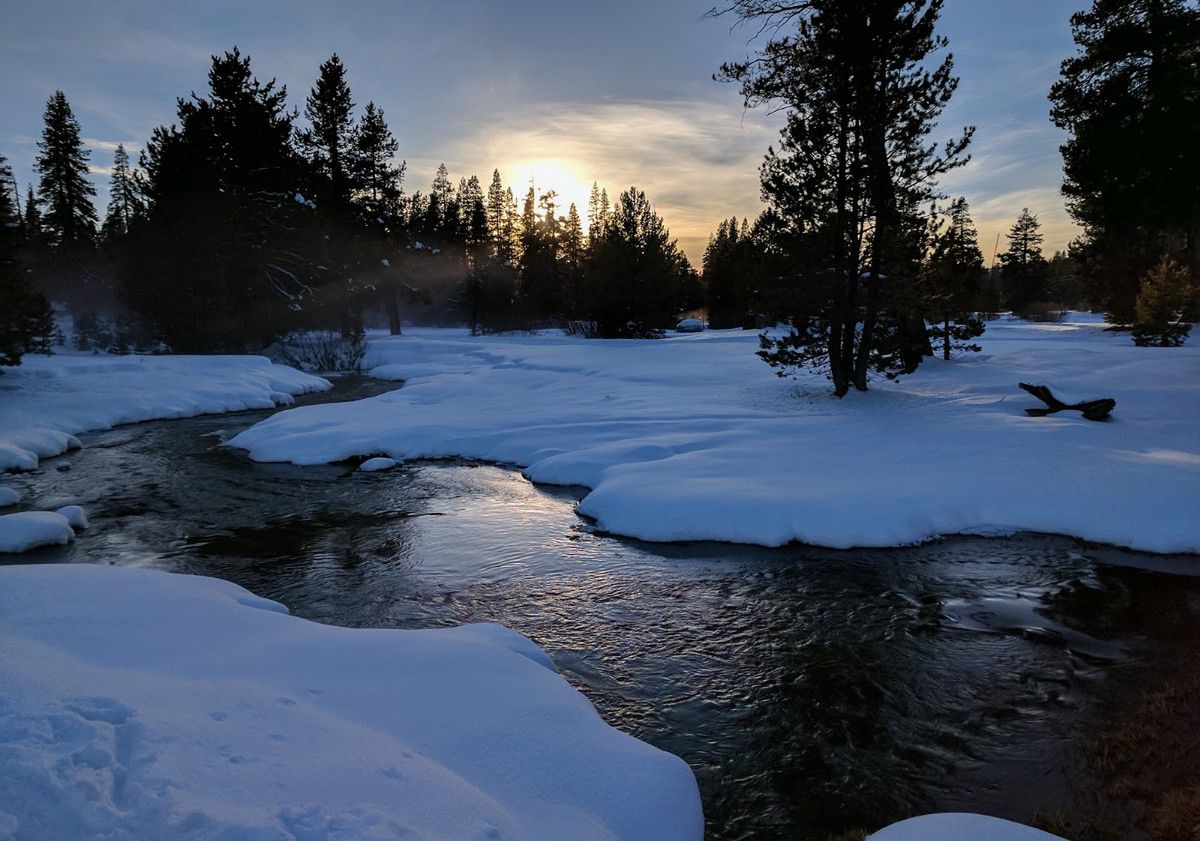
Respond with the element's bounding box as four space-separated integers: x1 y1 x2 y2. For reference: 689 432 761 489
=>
506 158 596 228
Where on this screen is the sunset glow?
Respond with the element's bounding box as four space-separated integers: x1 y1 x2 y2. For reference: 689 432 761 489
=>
506 158 595 226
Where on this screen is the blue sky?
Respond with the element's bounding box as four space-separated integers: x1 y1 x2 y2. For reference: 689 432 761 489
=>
0 0 1082 261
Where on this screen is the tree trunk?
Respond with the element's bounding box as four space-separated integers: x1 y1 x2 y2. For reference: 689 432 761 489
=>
386 290 401 335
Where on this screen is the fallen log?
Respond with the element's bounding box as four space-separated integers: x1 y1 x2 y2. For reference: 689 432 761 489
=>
1019 383 1115 421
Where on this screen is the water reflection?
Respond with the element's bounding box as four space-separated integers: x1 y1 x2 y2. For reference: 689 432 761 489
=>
5 379 1198 840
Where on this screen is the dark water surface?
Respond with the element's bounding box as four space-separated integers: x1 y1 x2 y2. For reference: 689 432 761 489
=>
6 377 1199 840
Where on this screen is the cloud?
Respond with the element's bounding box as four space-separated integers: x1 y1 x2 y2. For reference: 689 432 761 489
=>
84 137 142 154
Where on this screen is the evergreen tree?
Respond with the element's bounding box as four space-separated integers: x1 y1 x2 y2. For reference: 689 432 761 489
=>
100 143 142 243
298 54 356 207
586 187 688 337
560 202 586 317
518 188 561 316
350 101 404 225
703 217 763 328
430 163 453 230
1 154 55 367
35 90 98 248
123 48 309 351
561 203 585 270
1132 256 1199 346
1050 0 1200 324
461 175 488 247
720 0 972 394
998 208 1050 312
497 186 519 265
587 182 602 245
23 185 40 240
924 197 985 359
486 170 506 245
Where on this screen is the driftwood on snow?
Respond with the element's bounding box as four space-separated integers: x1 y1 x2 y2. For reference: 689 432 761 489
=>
1019 383 1116 422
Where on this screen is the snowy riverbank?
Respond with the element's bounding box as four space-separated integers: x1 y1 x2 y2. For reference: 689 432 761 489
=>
230 318 1200 554
0 563 703 840
0 353 329 472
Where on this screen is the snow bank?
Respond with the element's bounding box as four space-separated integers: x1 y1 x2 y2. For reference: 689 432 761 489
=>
868 813 1065 840
0 353 329 472
54 504 89 530
0 511 75 553
359 456 398 472
231 320 1200 553
0 564 702 841
0 486 18 507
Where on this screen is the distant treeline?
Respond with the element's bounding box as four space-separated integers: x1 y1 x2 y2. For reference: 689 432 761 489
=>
2 49 700 359
2 0 1198 382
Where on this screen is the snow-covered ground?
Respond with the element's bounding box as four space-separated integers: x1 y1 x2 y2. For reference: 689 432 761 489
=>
0 353 329 472
231 318 1200 554
867 813 1064 840
0 563 703 841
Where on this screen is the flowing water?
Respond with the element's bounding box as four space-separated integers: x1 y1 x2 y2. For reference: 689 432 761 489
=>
5 377 1198 840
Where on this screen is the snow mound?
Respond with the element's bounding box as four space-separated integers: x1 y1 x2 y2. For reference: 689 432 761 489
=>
359 456 398 472
0 511 75 553
54 505 89 529
869 813 1065 840
231 323 1200 553
0 564 702 841
0 486 19 507
1 354 329 472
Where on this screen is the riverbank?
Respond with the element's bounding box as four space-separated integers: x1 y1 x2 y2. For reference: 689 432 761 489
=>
232 317 1200 554
0 563 703 840
0 352 329 472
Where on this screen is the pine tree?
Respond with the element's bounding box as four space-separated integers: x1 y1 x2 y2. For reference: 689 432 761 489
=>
123 48 307 351
998 208 1050 313
720 0 972 394
100 143 142 243
1050 0 1200 324
35 90 98 248
703 216 764 329
518 187 561 315
486 170 506 245
298 54 356 207
1 154 55 367
587 182 602 244
431 163 453 230
562 203 584 269
23 185 40 240
586 187 688 337
462 175 488 247
925 197 985 359
497 186 519 265
1132 256 1199 346
350 101 404 223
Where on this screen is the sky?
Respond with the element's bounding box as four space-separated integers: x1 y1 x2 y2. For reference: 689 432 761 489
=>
0 0 1083 263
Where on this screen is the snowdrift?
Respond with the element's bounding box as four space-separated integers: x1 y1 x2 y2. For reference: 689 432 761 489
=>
231 320 1200 553
0 564 703 841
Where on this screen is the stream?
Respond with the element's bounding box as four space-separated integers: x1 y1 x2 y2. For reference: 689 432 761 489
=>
4 376 1198 840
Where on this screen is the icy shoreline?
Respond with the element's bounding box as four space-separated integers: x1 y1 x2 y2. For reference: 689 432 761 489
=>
231 320 1200 554
0 353 329 473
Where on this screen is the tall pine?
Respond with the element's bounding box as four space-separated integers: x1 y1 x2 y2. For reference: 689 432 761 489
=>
35 91 98 248
1050 0 1200 324
925 197 985 359
998 208 1049 312
100 143 142 243
298 54 356 208
719 0 972 394
1 154 55 367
